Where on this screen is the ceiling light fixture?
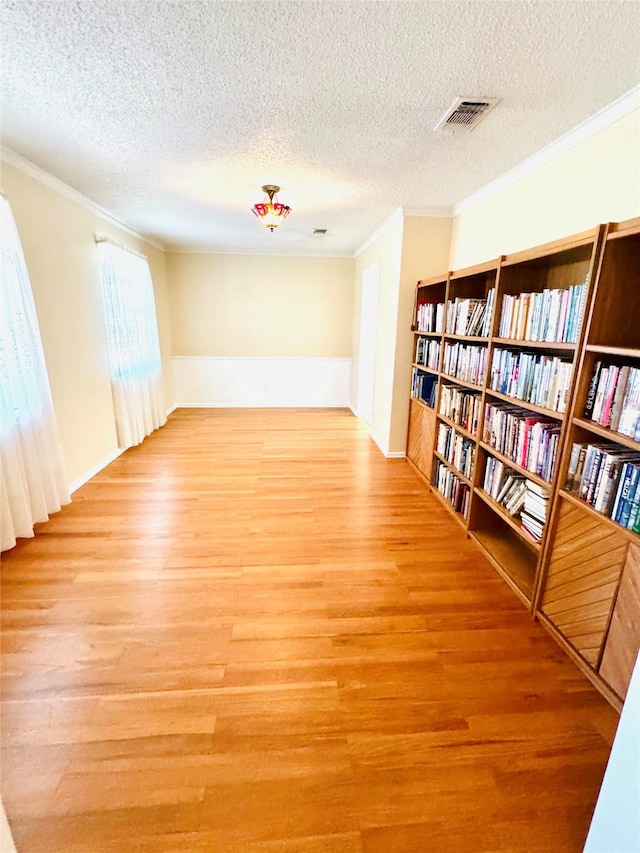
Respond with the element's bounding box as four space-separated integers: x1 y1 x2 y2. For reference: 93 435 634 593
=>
251 184 291 232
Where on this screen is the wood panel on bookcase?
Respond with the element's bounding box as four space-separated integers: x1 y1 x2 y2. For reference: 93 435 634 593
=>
599 540 640 701
540 499 628 667
407 399 436 482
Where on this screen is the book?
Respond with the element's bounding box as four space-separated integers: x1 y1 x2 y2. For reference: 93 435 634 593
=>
617 464 640 527
583 361 602 419
609 365 632 432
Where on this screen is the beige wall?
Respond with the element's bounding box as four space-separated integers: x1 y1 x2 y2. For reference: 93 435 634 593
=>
1 160 173 485
352 213 451 455
450 109 640 269
167 252 354 358
353 214 404 451
390 216 452 453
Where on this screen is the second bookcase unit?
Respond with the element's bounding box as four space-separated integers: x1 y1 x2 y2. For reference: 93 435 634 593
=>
535 217 640 707
467 229 601 607
432 260 498 526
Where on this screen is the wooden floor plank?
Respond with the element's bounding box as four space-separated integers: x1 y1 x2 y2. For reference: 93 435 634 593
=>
1 409 618 851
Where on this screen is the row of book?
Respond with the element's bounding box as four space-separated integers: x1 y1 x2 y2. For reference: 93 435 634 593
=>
434 460 471 517
483 456 527 513
498 282 587 343
411 368 437 407
415 337 440 371
566 442 640 531
445 290 495 337
482 401 560 482
416 301 445 333
436 423 475 479
438 385 481 435
443 342 488 386
483 455 550 542
583 361 640 440
489 349 572 413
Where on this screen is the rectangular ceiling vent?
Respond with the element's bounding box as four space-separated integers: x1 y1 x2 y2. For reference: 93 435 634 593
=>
313 229 327 236
434 97 499 132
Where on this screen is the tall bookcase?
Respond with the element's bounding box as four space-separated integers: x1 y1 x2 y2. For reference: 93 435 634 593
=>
469 230 601 606
433 260 499 526
535 218 640 708
407 221 640 707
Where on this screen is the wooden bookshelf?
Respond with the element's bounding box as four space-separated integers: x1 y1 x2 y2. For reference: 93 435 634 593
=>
534 217 640 706
406 221 640 707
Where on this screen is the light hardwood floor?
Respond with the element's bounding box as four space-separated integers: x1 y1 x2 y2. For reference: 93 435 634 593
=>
1 409 619 852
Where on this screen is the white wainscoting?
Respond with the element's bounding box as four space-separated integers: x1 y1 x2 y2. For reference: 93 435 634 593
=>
173 357 353 408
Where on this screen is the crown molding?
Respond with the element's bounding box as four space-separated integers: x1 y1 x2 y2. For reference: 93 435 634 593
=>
453 86 640 217
402 206 452 218
165 245 354 259
355 207 404 257
0 147 166 251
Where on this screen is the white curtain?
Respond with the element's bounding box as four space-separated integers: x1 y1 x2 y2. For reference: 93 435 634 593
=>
0 196 70 552
97 242 166 449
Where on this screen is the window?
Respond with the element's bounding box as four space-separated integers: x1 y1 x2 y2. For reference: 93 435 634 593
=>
0 195 69 551
97 240 166 448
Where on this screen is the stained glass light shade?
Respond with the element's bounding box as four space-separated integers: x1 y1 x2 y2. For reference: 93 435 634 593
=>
251 185 291 232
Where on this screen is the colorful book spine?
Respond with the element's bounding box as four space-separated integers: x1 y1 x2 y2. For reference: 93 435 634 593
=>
443 343 488 385
483 401 560 481
415 337 441 371
568 441 640 530
416 301 445 333
584 361 640 439
490 348 572 413
434 460 471 517
497 281 586 343
437 424 475 478
438 385 482 435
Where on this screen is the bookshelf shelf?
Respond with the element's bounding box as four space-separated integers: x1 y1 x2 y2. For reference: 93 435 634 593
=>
430 482 468 528
437 411 476 441
470 523 537 603
492 337 577 352
444 333 490 343
585 344 640 359
477 441 552 490
434 451 473 487
441 373 484 392
412 363 439 374
484 388 563 420
474 487 542 552
571 417 640 453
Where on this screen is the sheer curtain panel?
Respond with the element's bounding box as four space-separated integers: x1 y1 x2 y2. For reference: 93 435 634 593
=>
97 242 166 449
0 196 69 552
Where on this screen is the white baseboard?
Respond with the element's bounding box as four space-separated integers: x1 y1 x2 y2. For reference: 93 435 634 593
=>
172 357 352 408
369 429 406 459
68 447 125 495
166 403 178 416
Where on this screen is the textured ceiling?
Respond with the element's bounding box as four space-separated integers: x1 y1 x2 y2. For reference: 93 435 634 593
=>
1 0 639 255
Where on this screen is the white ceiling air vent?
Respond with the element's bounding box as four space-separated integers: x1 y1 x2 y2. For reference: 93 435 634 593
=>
434 97 499 132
